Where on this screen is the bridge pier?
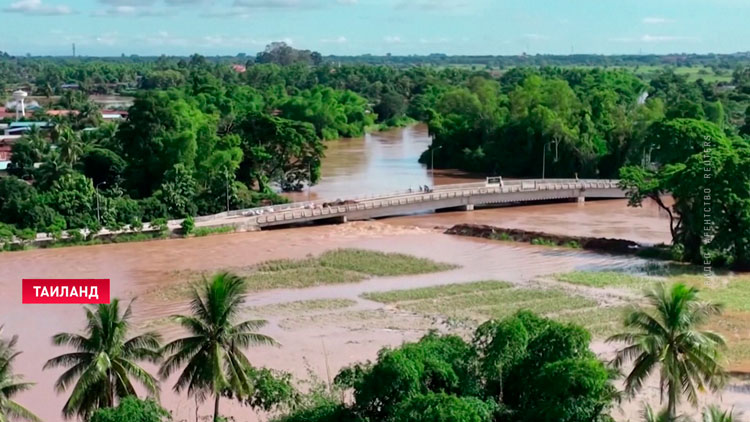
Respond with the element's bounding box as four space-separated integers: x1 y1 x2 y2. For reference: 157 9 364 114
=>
577 195 585 204
464 204 475 211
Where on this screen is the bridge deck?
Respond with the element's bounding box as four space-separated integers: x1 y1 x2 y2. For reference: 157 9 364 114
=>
241 179 624 229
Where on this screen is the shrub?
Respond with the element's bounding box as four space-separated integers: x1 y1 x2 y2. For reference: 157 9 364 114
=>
181 216 195 236
393 393 494 422
89 397 170 422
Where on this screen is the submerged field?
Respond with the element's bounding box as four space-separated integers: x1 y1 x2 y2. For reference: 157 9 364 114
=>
148 248 458 301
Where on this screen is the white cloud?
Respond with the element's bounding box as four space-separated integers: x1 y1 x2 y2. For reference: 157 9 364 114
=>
395 0 469 10
641 34 695 42
321 36 347 44
642 17 674 24
99 0 155 5
384 35 402 44
418 37 450 44
232 0 319 8
610 34 698 43
93 4 173 17
522 33 547 40
4 0 72 15
96 33 120 45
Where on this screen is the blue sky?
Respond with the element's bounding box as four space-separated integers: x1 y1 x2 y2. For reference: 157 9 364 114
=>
2 0 748 56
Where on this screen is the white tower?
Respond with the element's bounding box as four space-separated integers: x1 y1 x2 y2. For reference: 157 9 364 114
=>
12 90 27 120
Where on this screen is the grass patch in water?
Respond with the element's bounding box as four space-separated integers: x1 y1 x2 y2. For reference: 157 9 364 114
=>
362 280 511 303
318 249 457 276
555 271 652 288
245 267 367 291
248 298 357 316
362 281 609 336
153 249 456 300
193 226 236 237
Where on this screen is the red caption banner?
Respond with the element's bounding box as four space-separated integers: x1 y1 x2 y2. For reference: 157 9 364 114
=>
22 279 110 304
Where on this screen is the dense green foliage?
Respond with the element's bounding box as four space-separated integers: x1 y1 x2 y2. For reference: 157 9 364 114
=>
2 48 750 255
89 397 170 422
283 311 617 422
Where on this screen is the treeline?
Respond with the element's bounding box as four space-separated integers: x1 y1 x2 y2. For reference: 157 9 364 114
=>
328 52 750 69
0 277 731 422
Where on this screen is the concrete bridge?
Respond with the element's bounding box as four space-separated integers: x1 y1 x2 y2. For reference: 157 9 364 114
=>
247 179 625 229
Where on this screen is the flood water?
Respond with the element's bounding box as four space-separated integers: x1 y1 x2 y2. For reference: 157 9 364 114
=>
0 125 683 422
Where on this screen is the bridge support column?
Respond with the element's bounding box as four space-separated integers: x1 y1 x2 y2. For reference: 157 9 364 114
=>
464 204 475 211
337 215 348 224
577 195 585 204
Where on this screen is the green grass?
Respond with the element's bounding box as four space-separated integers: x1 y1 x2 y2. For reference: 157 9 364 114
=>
362 281 609 336
362 280 511 303
244 249 456 291
530 238 559 247
153 249 457 300
555 271 652 288
317 249 458 276
245 267 368 291
555 306 628 339
193 226 236 237
665 275 750 312
248 298 357 316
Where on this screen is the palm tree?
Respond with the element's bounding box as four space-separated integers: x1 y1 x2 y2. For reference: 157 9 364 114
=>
642 405 686 422
159 272 277 422
56 126 84 165
43 299 162 420
0 326 40 422
608 283 726 419
702 405 735 422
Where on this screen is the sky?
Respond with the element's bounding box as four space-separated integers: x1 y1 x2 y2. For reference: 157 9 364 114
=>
1 0 749 57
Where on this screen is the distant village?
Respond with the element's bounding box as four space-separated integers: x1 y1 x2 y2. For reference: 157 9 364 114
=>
0 87 132 172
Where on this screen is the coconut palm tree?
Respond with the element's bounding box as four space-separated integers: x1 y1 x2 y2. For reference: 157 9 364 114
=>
159 272 277 422
702 405 736 422
0 326 40 422
642 405 687 422
43 299 162 420
56 126 84 165
608 283 726 419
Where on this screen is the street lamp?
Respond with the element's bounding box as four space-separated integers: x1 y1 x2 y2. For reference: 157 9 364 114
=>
307 161 312 201
225 170 230 213
541 139 560 180
95 181 107 223
430 144 442 185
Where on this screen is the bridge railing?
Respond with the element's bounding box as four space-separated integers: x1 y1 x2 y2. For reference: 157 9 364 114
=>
195 179 622 225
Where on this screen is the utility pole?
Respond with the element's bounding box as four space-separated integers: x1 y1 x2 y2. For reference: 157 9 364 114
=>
307 162 312 201
225 170 230 213
542 139 560 180
95 181 107 223
430 144 442 185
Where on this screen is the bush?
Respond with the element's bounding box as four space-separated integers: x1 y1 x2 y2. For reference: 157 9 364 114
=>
353 333 480 420
149 218 168 234
393 393 494 422
181 216 195 236
89 397 170 422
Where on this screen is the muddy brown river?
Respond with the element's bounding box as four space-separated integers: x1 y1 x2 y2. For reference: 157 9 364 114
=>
2 125 703 422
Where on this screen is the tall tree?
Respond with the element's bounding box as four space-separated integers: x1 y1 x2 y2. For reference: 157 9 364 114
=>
43 299 162 420
159 272 277 422
608 283 726 419
0 327 40 422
